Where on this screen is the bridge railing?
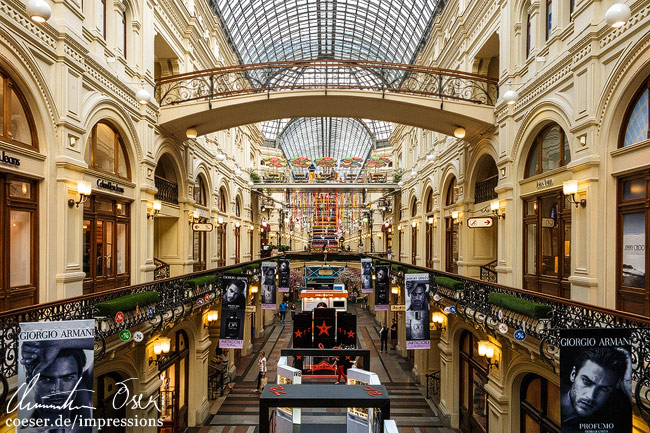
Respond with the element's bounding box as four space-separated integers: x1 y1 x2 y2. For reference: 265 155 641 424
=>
155 59 498 107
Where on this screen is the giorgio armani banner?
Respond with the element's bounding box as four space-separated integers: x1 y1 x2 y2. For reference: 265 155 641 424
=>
278 259 291 292
261 261 278 309
405 273 430 350
559 328 632 433
374 264 390 311
361 258 373 294
220 275 247 349
17 320 95 433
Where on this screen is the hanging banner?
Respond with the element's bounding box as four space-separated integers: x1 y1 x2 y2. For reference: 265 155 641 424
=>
261 261 278 309
559 329 632 433
17 320 95 430
220 275 247 349
278 259 291 292
405 273 430 350
361 258 373 294
374 264 390 311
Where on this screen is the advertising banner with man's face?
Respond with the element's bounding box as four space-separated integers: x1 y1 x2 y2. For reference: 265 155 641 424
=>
278 259 291 292
220 275 248 349
361 258 373 294
405 273 430 350
559 329 632 433
261 261 278 309
17 320 95 432
374 264 390 311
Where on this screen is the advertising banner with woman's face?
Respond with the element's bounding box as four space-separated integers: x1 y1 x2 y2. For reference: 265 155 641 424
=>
405 273 430 349
261 261 278 309
220 275 248 349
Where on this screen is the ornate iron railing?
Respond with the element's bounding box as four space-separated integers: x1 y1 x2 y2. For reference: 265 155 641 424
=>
155 59 498 107
208 365 224 400
474 175 498 204
479 259 497 283
154 257 171 280
426 370 441 403
155 176 179 205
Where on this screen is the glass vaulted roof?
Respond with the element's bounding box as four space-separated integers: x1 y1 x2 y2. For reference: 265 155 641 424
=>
279 118 375 162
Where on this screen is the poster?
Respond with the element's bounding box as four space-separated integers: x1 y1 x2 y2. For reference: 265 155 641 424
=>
622 213 645 288
17 320 94 433
361 258 373 294
278 259 291 292
559 329 632 433
313 308 336 348
374 264 390 311
220 275 248 349
405 273 430 349
261 261 278 309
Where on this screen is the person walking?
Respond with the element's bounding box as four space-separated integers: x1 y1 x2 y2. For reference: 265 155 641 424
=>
387 246 392 260
390 318 398 350
290 302 296 321
334 353 348 384
255 351 267 393
379 324 389 353
279 300 287 322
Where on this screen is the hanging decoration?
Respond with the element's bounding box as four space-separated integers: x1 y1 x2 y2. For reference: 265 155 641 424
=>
314 157 337 168
340 157 363 167
289 157 312 168
366 156 389 168
261 156 288 168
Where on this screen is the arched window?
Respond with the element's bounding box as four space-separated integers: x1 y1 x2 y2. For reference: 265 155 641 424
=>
0 69 38 149
525 124 571 178
219 187 227 213
620 78 650 148
193 176 207 206
520 374 560 433
526 12 532 58
411 199 417 218
86 121 130 179
545 0 552 40
235 196 241 217
445 177 457 206
425 189 433 213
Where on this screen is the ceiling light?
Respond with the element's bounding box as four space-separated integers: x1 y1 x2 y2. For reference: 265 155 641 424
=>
186 128 197 139
503 88 518 105
26 0 51 22
136 87 151 105
454 127 465 139
605 3 631 28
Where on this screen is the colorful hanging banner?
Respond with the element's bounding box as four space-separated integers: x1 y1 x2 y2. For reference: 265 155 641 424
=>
261 261 278 309
220 275 247 349
405 273 430 350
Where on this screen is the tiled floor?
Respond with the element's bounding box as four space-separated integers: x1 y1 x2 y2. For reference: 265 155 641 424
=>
189 305 459 433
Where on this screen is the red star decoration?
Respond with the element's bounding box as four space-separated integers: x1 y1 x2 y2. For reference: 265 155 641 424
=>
347 331 355 338
294 329 303 338
316 320 332 336
363 386 383 397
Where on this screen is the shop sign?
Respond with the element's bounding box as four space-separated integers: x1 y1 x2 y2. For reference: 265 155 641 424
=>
467 217 493 228
541 218 556 228
119 330 131 341
318 268 334 276
192 223 213 232
536 178 553 189
514 329 526 341
246 305 256 312
133 331 144 342
390 304 405 311
0 151 20 167
498 323 508 334
96 178 125 193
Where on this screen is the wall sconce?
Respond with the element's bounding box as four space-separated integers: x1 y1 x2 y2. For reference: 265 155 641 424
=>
148 200 162 219
453 127 466 139
250 285 259 295
149 337 171 365
563 180 586 208
68 180 92 208
135 80 151 105
186 128 198 139
477 340 499 371
605 3 631 28
490 200 505 219
431 311 446 330
391 286 399 295
427 216 434 224
452 211 462 223
397 224 402 231
235 221 241 228
188 210 200 224
205 310 219 327
26 0 52 22
411 220 417 228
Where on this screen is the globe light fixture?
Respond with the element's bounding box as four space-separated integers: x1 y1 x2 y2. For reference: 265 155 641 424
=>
503 88 519 105
605 3 631 28
135 80 151 105
454 127 466 139
26 0 52 23
186 128 197 139
216 152 226 162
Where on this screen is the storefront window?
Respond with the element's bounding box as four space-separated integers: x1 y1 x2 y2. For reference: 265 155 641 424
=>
10 210 31 286
525 124 570 178
460 331 488 433
0 69 38 149
621 80 649 147
86 121 131 179
520 374 560 433
193 176 207 206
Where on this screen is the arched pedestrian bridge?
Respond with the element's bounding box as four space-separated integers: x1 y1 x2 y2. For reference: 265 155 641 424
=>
155 59 498 138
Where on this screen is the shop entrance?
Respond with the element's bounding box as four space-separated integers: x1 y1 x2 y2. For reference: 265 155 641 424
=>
159 330 189 433
459 331 488 433
0 175 38 311
522 191 571 298
83 195 130 294
445 217 459 274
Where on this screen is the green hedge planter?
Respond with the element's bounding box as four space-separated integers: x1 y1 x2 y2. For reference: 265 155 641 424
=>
434 276 464 291
186 274 216 287
95 291 159 317
488 292 552 319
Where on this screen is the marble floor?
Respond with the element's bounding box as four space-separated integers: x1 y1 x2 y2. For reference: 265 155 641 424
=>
189 305 458 433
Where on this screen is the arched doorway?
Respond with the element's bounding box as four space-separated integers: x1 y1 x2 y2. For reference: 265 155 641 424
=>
234 195 241 263
95 371 128 433
472 155 498 280
520 373 560 433
425 188 434 268
410 198 418 265
459 331 489 433
154 153 181 278
216 186 228 266
159 330 190 433
445 177 459 274
192 175 208 272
